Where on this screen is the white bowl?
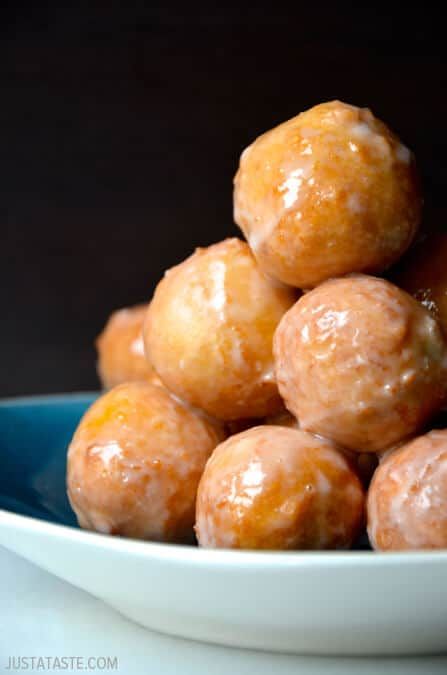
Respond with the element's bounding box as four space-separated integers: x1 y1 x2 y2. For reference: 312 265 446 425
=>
1 509 447 656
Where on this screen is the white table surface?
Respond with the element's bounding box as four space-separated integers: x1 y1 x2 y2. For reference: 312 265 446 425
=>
1 545 446 675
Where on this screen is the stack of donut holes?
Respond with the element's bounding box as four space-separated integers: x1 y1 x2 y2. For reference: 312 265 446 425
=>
68 101 447 552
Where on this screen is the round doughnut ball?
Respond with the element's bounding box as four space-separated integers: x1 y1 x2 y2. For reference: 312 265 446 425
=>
96 304 160 389
144 238 297 420
195 426 364 550
234 100 421 288
394 230 447 336
274 275 447 453
67 381 224 542
368 430 447 550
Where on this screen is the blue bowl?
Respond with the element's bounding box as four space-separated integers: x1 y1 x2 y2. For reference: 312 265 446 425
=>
0 393 97 526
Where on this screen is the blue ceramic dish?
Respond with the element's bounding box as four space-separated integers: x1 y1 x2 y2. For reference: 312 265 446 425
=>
0 393 96 527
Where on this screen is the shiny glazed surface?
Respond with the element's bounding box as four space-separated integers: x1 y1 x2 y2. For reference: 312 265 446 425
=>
144 238 297 420
264 407 377 486
234 100 421 288
195 426 364 550
274 275 447 452
96 304 158 389
368 429 447 551
67 382 224 542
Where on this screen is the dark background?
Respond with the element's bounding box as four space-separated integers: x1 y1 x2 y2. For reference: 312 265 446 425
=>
0 5 446 396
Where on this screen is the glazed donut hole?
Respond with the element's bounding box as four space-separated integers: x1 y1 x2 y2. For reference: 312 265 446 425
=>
274 275 447 453
144 238 297 421
96 304 161 389
368 429 447 551
67 381 224 542
195 426 365 550
234 100 421 288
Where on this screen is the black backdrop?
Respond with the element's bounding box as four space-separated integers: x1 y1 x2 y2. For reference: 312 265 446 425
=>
1 5 446 396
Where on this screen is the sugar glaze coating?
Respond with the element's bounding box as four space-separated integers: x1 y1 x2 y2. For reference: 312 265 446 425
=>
196 426 364 550
368 429 447 550
67 382 224 542
234 101 421 288
145 238 297 420
274 275 447 452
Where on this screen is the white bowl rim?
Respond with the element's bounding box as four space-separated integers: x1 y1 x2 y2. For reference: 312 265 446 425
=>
2 507 447 569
